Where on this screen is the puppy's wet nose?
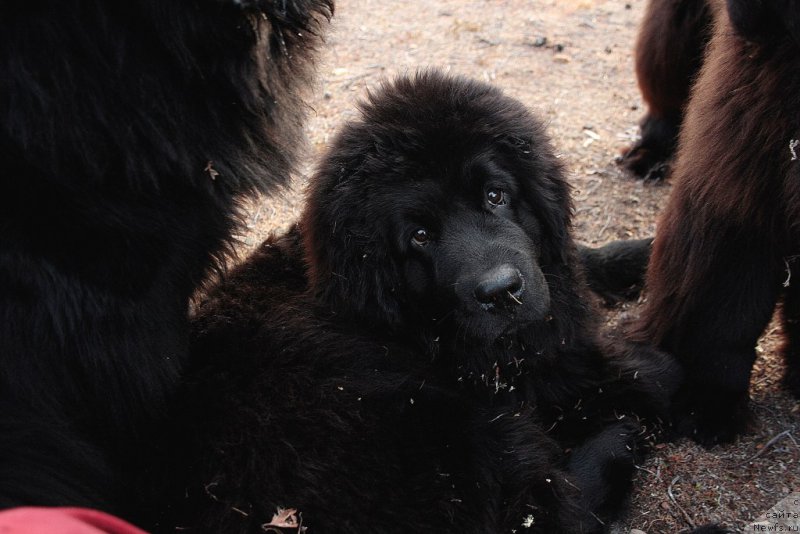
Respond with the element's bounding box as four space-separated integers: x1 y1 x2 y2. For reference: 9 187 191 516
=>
474 264 524 305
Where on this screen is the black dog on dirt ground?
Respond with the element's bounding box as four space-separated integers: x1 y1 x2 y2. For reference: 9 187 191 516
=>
622 0 800 446
168 71 706 534
0 0 331 523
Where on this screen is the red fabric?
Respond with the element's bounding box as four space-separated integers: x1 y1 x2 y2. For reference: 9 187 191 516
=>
0 507 147 534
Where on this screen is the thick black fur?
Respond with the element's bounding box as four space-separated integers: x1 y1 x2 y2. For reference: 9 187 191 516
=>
621 0 800 181
727 0 800 46
0 0 331 521
578 238 652 304
631 0 800 446
618 0 713 179
172 71 683 534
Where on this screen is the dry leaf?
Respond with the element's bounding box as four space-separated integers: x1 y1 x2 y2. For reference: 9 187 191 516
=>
263 507 300 529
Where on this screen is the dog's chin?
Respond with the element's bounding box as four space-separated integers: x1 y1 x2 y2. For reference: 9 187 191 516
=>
450 305 550 346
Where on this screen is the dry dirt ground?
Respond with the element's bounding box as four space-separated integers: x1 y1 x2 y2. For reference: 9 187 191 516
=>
234 0 800 531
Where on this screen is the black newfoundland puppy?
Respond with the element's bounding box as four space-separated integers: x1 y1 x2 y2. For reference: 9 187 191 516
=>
0 0 331 521
174 71 686 534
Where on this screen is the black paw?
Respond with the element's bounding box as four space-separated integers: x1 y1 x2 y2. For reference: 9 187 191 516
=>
617 114 679 180
578 238 652 304
596 419 643 461
617 144 671 181
640 160 671 181
567 420 641 515
673 397 753 447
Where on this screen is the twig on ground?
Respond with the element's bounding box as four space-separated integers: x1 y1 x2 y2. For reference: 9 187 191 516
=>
749 430 795 461
667 476 696 529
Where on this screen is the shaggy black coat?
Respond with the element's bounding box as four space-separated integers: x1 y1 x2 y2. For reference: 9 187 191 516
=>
578 238 653 304
173 71 683 534
629 0 800 445
0 0 331 521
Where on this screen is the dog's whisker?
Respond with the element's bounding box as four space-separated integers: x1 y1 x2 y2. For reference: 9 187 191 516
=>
507 291 523 305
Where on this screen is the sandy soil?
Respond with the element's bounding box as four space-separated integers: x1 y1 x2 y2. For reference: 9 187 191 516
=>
235 1 800 531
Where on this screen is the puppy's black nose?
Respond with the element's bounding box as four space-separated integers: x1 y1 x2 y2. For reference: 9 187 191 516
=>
474 264 524 305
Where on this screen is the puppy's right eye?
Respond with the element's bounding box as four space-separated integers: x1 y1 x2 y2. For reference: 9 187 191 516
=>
411 228 430 246
486 187 506 206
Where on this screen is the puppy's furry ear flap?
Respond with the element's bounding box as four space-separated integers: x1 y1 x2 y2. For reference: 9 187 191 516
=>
302 172 406 328
498 133 575 266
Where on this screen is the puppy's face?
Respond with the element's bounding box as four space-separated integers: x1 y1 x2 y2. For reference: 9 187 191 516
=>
304 72 573 344
377 153 552 341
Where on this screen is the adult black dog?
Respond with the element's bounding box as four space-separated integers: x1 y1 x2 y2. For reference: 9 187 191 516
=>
0 0 331 521
173 71 686 534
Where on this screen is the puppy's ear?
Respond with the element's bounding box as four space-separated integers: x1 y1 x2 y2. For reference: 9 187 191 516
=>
301 171 406 328
497 133 575 266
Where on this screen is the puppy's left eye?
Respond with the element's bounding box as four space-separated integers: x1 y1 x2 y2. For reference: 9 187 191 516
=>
411 228 430 246
486 188 506 206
